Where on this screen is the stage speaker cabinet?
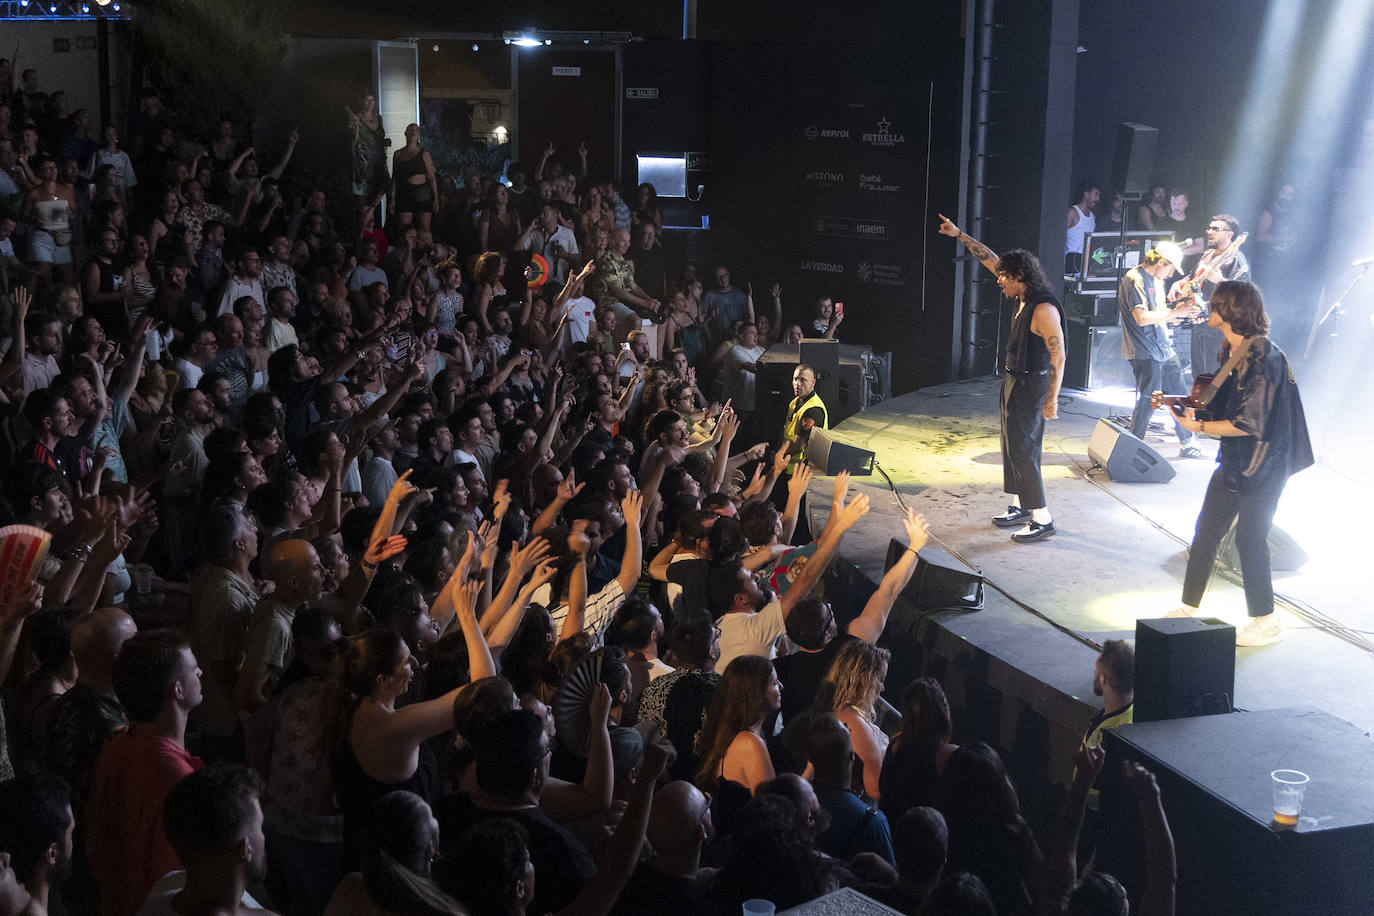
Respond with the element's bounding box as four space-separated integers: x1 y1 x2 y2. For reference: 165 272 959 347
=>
1065 317 1135 390
757 349 800 443
1112 122 1159 195
1133 617 1236 722
799 338 840 417
885 540 984 611
806 428 874 476
1088 418 1176 483
1219 522 1308 573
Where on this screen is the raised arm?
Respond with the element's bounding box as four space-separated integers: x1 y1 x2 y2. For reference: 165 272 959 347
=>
265 128 299 181
1125 761 1177 916
778 492 870 620
938 212 1001 275
847 509 928 643
0 286 30 386
1038 744 1106 913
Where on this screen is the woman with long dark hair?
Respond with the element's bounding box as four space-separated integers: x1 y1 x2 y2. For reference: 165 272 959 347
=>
935 742 1042 916
327 577 494 869
879 676 960 820
695 655 781 836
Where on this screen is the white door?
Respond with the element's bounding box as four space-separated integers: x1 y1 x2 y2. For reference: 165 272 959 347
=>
374 40 419 219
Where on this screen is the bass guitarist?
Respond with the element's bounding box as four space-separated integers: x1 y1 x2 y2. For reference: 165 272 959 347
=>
1172 214 1250 380
1158 280 1312 647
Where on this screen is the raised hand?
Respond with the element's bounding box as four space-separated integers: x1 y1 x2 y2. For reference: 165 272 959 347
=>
787 462 813 500
717 409 740 444
386 468 417 504
589 682 611 726
557 469 584 502
364 533 407 565
834 491 870 531
831 469 852 506
512 536 553 576
741 464 768 500
569 519 593 557
901 508 929 553
491 479 512 521
937 213 960 237
1073 743 1106 786
621 488 644 527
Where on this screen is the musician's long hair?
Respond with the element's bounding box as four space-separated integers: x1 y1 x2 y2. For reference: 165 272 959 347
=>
997 249 1053 300
1210 280 1270 339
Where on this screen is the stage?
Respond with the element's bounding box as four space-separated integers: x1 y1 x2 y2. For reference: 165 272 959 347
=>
805 377 1374 789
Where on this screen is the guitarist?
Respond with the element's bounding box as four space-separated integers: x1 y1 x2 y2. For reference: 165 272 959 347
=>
1172 214 1250 380
1119 242 1204 458
1161 281 1313 647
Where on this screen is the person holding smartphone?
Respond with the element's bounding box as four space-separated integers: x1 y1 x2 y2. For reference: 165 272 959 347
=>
808 296 844 340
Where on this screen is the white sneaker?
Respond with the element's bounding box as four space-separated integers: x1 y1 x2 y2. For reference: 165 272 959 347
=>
1236 618 1284 647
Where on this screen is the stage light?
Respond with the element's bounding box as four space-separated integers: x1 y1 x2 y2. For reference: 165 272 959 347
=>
511 37 542 48
19 1 29 8
472 43 479 51
432 44 439 51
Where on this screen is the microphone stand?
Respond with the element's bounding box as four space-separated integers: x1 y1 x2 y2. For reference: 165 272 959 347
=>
1305 262 1372 359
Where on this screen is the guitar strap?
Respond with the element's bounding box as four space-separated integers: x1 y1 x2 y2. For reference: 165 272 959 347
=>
1198 336 1259 407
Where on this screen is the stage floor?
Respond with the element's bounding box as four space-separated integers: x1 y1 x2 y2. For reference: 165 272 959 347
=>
809 377 1374 736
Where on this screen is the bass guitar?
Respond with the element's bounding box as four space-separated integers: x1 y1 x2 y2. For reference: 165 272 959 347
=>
1167 231 1249 323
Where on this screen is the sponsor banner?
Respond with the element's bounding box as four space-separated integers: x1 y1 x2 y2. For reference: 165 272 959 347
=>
800 259 845 274
804 168 845 187
861 116 906 147
813 215 889 242
804 124 851 140
858 172 901 193
857 261 905 287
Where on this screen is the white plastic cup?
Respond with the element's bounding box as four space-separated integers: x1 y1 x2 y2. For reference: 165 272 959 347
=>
1271 769 1309 826
742 901 775 916
133 563 154 595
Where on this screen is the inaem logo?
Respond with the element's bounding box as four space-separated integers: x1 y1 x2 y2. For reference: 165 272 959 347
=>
862 116 906 147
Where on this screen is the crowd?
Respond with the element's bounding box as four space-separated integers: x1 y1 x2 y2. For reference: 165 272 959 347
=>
0 61 1177 916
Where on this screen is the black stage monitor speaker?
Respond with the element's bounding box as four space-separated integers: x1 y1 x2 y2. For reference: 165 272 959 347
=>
807 428 874 476
1112 122 1158 195
799 338 840 416
886 540 984 611
1220 522 1308 572
1088 418 1176 483
1134 617 1236 722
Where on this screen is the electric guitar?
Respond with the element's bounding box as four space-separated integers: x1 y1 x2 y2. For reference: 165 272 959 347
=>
1151 373 1214 419
1167 231 1249 323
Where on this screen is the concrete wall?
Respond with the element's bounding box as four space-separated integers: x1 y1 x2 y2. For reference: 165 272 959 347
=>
5 19 133 129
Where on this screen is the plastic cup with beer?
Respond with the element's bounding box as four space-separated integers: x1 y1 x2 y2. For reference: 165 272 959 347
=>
1271 769 1309 826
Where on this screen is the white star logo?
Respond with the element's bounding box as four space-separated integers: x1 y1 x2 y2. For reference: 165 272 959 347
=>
877 117 892 135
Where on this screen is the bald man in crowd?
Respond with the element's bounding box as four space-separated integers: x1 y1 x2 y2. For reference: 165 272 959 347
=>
235 539 323 712
610 780 713 915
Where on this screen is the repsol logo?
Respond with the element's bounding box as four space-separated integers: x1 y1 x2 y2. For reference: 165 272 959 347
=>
800 260 845 273
804 125 850 140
